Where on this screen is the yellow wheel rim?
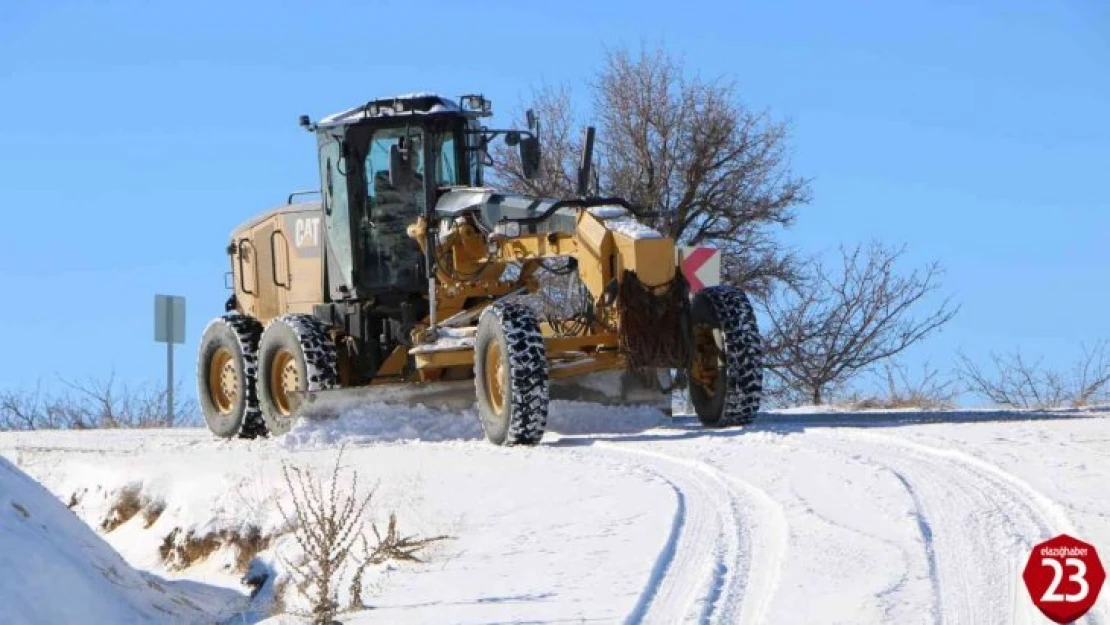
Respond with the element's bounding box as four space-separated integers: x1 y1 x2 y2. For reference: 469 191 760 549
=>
484 342 506 414
691 323 723 396
208 347 239 414
270 350 300 416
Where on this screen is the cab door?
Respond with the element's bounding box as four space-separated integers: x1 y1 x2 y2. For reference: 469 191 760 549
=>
318 134 356 300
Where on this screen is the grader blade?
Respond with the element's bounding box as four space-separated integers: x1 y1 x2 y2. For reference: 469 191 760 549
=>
297 368 674 417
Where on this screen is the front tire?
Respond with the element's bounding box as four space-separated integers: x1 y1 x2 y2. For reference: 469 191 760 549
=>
256 314 339 436
474 302 549 446
196 314 265 439
687 285 763 427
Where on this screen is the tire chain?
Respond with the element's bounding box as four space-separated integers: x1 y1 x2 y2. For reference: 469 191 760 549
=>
700 285 764 425
205 313 267 438
486 302 550 445
270 313 340 393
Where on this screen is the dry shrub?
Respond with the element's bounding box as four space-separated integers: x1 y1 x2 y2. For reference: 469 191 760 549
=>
142 500 166 528
101 485 144 532
67 489 85 509
347 513 452 610
99 485 167 532
956 342 1110 409
277 448 373 625
159 525 273 573
275 447 453 622
0 373 198 431
845 361 957 410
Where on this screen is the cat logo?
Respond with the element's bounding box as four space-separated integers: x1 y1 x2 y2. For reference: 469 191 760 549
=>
294 217 320 248
283 214 322 258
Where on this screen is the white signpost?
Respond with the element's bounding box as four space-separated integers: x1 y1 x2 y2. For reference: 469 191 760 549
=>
154 294 186 424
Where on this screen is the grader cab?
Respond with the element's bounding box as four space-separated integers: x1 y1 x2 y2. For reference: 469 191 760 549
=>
196 92 764 445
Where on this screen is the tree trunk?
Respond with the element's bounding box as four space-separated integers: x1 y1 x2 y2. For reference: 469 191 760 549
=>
812 386 822 405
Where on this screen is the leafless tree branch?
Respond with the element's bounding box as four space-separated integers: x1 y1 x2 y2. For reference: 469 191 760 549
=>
956 342 1110 409
0 374 196 431
760 241 959 404
488 43 812 298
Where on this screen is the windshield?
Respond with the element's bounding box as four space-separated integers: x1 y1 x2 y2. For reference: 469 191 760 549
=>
364 127 460 201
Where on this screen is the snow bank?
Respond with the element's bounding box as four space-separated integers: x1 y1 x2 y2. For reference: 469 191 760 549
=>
280 399 668 449
0 457 241 623
280 401 485 448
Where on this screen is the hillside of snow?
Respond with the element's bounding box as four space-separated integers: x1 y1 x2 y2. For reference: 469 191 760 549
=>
1 401 1108 624
0 456 244 624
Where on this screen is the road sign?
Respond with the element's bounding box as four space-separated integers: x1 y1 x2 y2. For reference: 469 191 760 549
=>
678 246 720 292
154 294 186 344
154 294 186 426
1022 533 1105 623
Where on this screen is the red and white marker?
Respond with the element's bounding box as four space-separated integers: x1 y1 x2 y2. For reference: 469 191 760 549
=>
1022 534 1105 623
678 246 720 293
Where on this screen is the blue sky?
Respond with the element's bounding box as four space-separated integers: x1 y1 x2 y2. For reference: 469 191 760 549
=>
1 0 1107 404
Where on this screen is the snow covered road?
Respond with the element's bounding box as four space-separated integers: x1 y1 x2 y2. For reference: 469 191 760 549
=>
1 404 1108 624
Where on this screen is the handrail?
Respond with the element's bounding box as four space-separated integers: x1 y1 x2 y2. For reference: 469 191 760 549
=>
270 230 291 289
287 189 321 204
237 239 256 295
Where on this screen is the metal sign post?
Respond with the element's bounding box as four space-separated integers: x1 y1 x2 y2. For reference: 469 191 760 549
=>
154 294 186 425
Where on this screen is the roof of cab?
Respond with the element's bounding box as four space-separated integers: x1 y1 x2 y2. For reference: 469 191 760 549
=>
316 93 466 128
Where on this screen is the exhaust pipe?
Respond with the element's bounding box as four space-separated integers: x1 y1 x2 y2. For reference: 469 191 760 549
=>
577 126 595 197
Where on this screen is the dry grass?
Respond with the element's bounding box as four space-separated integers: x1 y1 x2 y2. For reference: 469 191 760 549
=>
100 485 144 532
99 485 168 532
838 361 957 411
142 500 166 528
347 513 452 610
159 525 273 573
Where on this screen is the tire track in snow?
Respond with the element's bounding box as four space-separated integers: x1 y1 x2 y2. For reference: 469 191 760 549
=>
591 442 787 625
814 429 1105 625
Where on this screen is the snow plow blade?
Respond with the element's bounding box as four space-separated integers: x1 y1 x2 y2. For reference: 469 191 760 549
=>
301 369 674 416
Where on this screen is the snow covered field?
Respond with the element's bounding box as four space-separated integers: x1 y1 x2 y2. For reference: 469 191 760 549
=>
1 401 1108 624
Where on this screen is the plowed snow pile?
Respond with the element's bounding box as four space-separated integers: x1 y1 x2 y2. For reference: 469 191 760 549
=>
0 457 241 624
281 399 666 448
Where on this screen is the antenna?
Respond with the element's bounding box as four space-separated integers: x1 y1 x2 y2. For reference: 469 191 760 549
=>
577 126 596 197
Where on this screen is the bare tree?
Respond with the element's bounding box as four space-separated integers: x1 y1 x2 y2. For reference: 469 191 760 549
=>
761 241 959 405
489 43 811 298
489 83 582 199
956 342 1110 409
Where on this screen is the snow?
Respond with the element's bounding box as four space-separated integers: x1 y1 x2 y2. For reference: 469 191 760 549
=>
1 405 1108 624
587 206 631 219
408 326 476 354
587 205 663 239
318 94 463 126
0 456 243 624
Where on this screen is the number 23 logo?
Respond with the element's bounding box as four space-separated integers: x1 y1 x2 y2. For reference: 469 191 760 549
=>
1040 557 1089 603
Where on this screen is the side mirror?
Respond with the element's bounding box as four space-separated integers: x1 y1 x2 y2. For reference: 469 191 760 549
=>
389 144 415 188
519 136 542 180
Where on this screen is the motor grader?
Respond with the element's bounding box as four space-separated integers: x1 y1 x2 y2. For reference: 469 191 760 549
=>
196 93 764 445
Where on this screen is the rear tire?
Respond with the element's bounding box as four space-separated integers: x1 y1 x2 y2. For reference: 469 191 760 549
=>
256 314 339 437
196 314 266 439
474 302 549 446
687 285 763 427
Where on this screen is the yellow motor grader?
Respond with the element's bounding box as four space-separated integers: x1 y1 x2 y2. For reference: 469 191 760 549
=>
196 93 763 445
